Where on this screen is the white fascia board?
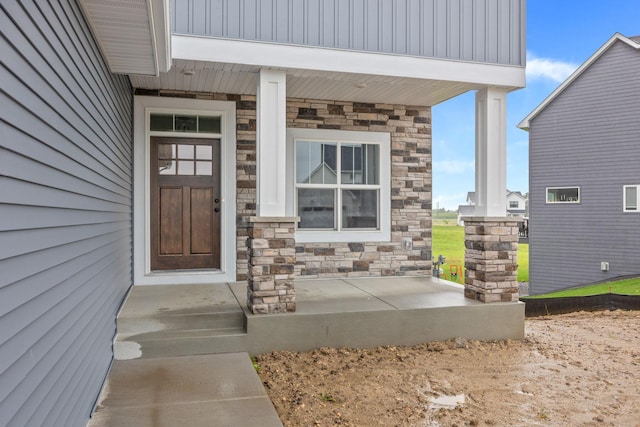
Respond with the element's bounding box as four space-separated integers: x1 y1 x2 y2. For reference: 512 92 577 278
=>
149 0 172 74
172 35 525 89
518 33 640 130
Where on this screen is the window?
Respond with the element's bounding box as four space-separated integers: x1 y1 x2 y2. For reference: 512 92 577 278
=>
150 113 221 133
624 185 639 212
287 128 390 243
546 187 580 203
509 201 519 209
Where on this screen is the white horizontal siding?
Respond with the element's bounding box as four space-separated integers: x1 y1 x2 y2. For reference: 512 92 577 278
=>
172 0 526 66
0 0 133 426
529 40 640 294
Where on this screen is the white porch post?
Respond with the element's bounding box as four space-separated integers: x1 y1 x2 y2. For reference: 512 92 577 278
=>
249 69 299 314
256 68 287 216
474 87 507 217
464 87 520 303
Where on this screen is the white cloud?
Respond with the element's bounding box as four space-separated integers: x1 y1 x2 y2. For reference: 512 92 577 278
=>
433 160 475 175
526 52 578 83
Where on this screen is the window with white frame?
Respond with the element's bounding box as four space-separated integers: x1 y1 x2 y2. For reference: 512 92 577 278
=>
546 187 580 203
509 201 519 209
287 128 390 242
624 185 639 212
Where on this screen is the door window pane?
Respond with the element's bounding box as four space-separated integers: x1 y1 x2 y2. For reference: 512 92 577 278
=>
196 161 212 176
198 116 221 133
175 115 197 132
297 188 335 229
158 144 175 159
342 189 378 229
158 160 175 175
177 144 194 159
196 145 212 160
177 160 194 175
150 114 173 131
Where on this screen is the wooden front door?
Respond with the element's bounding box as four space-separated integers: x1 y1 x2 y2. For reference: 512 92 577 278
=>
150 137 221 270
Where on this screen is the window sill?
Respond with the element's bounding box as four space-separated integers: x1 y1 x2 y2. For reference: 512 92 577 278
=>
295 229 391 243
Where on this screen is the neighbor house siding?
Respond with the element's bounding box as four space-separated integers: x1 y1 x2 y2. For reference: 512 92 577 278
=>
528 40 640 294
1 1 133 426
172 0 525 66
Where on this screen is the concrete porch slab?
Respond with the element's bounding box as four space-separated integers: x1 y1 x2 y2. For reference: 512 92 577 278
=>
229 277 525 354
88 353 282 427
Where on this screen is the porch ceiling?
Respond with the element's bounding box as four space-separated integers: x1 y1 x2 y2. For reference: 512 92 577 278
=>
130 59 482 106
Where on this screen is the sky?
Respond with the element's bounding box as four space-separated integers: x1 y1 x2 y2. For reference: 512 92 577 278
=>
432 1 640 211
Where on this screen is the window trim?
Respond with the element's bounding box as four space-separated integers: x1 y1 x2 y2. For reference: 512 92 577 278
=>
545 186 580 204
623 185 639 213
286 128 391 243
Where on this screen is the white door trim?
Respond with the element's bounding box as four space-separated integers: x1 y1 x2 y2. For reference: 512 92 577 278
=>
133 96 237 284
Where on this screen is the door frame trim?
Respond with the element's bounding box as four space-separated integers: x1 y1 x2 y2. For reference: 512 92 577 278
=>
133 96 237 285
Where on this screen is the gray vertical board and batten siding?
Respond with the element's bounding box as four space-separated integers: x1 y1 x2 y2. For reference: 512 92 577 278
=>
528 39 640 294
1 0 133 426
173 0 525 66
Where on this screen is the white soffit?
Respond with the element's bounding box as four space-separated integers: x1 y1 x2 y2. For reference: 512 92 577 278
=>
79 0 171 76
130 59 480 105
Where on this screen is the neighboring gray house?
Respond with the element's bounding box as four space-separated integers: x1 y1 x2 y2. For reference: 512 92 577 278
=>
457 190 527 225
1 1 525 425
519 33 640 295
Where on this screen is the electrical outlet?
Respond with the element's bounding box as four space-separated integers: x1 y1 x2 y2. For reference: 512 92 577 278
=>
402 237 412 250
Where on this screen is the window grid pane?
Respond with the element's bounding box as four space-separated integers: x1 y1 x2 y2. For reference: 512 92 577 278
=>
297 188 335 229
342 189 379 229
625 186 638 211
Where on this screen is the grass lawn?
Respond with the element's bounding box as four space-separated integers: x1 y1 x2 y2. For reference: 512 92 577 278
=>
431 225 529 283
524 277 640 299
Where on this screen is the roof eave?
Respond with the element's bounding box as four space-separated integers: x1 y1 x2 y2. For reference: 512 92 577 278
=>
518 33 640 131
79 0 171 76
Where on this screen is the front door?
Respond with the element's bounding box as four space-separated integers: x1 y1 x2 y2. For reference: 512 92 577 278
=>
150 137 221 270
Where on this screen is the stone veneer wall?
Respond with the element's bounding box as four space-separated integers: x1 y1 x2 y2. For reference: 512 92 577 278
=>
287 99 432 278
133 90 432 280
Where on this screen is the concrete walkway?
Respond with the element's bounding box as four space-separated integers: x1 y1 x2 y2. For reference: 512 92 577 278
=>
88 352 283 427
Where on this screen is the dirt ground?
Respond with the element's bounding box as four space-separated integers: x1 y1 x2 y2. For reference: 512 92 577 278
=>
256 310 640 427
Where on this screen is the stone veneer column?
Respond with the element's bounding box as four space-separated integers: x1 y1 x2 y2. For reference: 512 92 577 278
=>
463 217 522 303
247 217 299 314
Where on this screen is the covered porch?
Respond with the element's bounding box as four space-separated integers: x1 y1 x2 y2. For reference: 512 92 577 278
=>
114 277 524 359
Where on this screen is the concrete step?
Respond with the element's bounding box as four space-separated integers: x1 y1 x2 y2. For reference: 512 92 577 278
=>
116 328 249 359
117 310 245 339
115 284 250 359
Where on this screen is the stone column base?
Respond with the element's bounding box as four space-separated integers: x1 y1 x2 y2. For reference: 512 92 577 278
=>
246 216 299 314
463 216 522 303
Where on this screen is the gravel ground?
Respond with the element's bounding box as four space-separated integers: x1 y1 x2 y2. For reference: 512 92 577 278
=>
256 310 640 426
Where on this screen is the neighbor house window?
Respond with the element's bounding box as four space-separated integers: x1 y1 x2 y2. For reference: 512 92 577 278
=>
509 201 519 208
624 185 639 212
287 128 390 243
546 187 580 203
